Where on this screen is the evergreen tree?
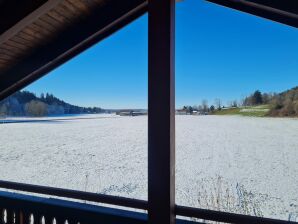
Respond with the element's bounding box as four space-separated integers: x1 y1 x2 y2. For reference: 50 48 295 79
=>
252 90 263 105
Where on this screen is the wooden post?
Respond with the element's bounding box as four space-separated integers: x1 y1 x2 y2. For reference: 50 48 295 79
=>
148 0 175 224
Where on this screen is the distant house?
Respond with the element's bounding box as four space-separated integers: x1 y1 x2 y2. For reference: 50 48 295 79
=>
116 110 147 116
192 110 198 115
176 109 187 115
117 110 133 116
132 111 147 116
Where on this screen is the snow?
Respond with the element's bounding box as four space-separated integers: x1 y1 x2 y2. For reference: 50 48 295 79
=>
240 108 269 112
0 115 298 220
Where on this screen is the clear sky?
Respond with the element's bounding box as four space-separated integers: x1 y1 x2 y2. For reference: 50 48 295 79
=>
26 0 298 109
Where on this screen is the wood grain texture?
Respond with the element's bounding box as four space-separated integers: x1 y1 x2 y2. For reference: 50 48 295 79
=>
0 0 106 72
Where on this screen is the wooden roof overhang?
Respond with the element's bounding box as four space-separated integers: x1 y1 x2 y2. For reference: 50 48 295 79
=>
0 0 297 101
0 0 147 100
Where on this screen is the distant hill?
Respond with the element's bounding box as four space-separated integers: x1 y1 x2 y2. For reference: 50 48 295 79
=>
213 105 270 117
221 87 298 117
214 87 298 117
0 91 103 117
180 86 298 117
268 86 298 116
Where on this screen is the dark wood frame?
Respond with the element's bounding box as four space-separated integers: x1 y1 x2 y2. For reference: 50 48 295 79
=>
148 0 175 223
0 1 297 224
0 180 294 223
207 0 298 28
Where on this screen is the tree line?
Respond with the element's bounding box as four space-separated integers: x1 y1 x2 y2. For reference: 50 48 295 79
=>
267 87 298 116
180 86 298 117
242 88 298 116
0 91 103 117
181 98 223 115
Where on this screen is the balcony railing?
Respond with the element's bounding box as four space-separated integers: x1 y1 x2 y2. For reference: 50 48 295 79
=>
0 180 295 224
0 189 200 224
0 190 146 224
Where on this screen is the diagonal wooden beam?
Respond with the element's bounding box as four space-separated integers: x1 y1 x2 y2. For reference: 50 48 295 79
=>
0 0 64 45
249 0 298 15
206 0 298 28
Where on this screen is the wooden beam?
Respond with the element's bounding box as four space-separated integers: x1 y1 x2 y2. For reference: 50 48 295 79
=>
0 0 64 45
176 205 294 224
249 0 298 15
148 0 175 224
0 180 147 210
0 0 47 34
206 0 298 28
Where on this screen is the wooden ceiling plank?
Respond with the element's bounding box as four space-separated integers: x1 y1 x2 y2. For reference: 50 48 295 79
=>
28 23 53 36
22 27 45 40
18 31 38 42
12 32 35 44
62 0 86 18
55 4 78 20
33 19 57 33
39 14 64 29
0 58 11 64
47 9 72 25
88 0 106 8
0 0 64 45
81 0 104 10
10 36 35 48
0 47 19 57
1 42 25 54
0 54 14 61
67 0 90 14
5 40 28 51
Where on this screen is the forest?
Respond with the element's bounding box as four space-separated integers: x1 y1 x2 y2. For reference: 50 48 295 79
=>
0 91 103 117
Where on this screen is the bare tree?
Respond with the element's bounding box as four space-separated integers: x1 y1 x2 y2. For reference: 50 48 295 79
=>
232 100 238 108
202 100 209 112
25 100 48 117
214 98 222 110
198 105 203 113
0 105 7 118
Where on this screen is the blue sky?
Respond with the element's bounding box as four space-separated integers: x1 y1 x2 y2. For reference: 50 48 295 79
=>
26 0 298 109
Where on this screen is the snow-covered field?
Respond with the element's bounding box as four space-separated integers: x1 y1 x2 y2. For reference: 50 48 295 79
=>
0 115 298 221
